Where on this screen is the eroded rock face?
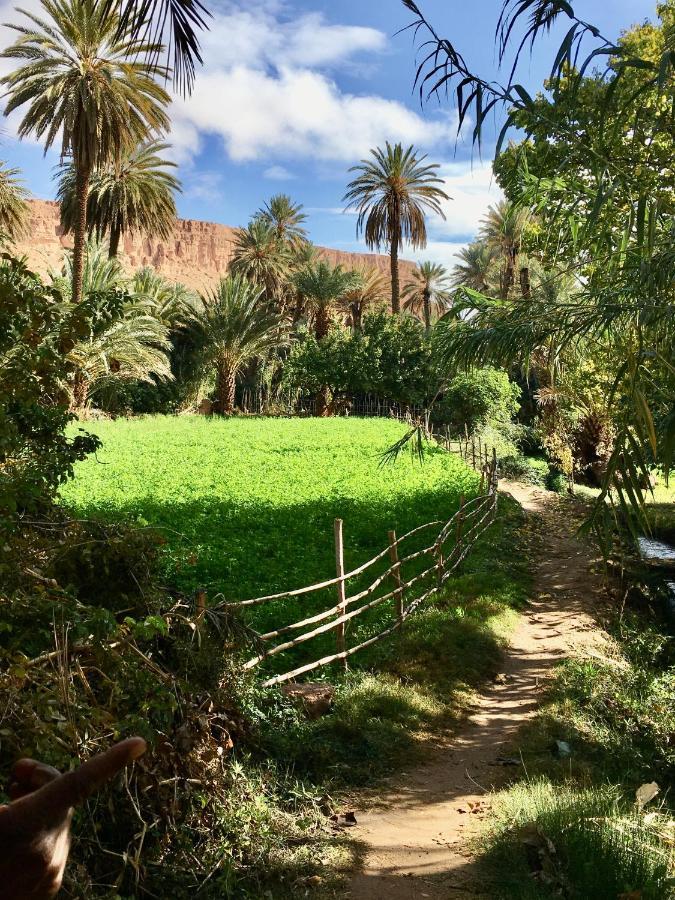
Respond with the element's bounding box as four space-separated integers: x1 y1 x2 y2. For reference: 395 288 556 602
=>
15 199 415 296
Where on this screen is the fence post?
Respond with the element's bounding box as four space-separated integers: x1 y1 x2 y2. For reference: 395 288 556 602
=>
387 530 404 625
334 518 348 671
472 438 476 470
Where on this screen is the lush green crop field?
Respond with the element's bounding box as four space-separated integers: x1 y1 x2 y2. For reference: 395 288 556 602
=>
62 416 481 668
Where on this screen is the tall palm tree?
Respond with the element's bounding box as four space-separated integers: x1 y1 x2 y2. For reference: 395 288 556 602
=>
479 201 530 300
256 194 308 249
230 218 292 310
343 142 449 314
294 261 360 414
402 261 453 332
0 163 29 239
57 141 180 258
1 0 171 305
339 266 389 331
451 241 497 294
193 274 286 414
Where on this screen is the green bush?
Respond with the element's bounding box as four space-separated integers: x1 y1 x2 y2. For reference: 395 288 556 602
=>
436 367 521 433
0 255 102 527
499 454 549 485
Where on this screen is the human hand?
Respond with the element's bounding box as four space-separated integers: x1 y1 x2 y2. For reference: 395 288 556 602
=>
0 737 146 899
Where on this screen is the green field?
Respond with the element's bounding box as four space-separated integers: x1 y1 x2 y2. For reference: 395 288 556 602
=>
62 416 482 664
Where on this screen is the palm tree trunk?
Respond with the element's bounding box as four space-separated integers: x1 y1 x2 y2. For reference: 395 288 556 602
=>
351 302 362 331
108 222 122 259
390 239 400 314
314 304 330 340
71 370 88 410
72 160 91 305
422 288 432 333
216 360 236 414
519 266 531 299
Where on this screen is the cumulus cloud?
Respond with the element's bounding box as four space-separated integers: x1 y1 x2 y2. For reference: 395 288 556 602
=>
167 3 458 165
430 161 503 240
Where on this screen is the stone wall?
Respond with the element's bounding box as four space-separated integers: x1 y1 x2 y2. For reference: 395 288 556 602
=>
15 199 415 295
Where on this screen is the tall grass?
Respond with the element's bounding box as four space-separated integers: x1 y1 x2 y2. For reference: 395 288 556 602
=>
483 780 673 899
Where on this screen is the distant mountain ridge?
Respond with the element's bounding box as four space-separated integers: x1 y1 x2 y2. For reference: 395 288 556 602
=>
15 199 416 295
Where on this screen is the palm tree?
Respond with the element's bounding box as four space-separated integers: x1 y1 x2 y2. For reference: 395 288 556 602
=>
451 241 497 294
339 266 389 331
294 262 360 414
256 194 308 249
479 201 530 300
57 141 180 258
132 267 200 327
230 218 292 309
101 0 209 94
402 261 453 332
343 142 449 314
1 0 171 305
51 240 172 408
0 163 29 239
192 274 286 414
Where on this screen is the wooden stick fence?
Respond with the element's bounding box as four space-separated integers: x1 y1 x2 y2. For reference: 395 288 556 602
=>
220 448 499 687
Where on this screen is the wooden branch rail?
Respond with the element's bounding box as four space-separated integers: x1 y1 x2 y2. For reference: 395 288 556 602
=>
221 444 500 686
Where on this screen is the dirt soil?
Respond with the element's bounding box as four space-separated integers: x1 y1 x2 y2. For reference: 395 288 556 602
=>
347 482 607 899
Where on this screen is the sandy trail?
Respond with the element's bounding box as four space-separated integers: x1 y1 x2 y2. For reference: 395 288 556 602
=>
347 483 605 899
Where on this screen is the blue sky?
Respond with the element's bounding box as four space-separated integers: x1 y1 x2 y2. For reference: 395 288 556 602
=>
0 0 658 268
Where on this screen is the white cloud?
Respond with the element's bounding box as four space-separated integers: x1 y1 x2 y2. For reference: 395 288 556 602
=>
263 165 296 180
183 169 224 202
171 64 457 163
168 3 458 165
430 161 503 240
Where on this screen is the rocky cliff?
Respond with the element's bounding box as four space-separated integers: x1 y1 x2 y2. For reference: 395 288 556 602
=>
15 199 415 294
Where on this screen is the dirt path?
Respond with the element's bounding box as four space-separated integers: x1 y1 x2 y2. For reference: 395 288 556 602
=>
347 483 606 899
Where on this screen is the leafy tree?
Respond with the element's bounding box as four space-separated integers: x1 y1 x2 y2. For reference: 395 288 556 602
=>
192 274 287 414
438 368 521 435
344 142 449 313
361 308 435 407
1 0 171 305
0 163 29 239
402 261 453 332
57 141 180 258
283 327 368 405
230 218 292 311
403 0 675 530
338 266 390 331
256 194 308 250
0 255 101 524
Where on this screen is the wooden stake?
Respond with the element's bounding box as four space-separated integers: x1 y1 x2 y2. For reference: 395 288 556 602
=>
387 530 404 625
334 518 348 671
472 438 476 469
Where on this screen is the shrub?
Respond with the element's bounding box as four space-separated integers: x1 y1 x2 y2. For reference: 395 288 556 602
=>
0 255 101 526
435 367 521 433
499 454 549 485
